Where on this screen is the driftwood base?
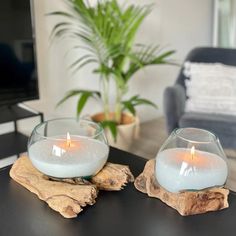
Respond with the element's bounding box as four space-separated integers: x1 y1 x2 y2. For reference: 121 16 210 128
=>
134 159 229 216
10 156 134 218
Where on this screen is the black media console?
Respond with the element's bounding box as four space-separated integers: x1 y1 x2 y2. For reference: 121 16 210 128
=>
0 104 43 159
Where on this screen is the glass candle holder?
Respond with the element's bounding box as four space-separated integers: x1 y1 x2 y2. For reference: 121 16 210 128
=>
28 118 109 178
155 128 228 193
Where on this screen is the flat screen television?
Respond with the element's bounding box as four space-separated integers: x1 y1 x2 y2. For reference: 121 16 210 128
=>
0 0 39 107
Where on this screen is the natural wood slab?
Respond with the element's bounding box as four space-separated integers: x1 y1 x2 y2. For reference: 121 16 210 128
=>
48 163 134 191
91 162 134 190
134 159 229 216
10 156 134 218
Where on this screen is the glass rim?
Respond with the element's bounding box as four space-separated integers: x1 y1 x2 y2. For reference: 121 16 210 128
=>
33 117 104 140
174 127 218 144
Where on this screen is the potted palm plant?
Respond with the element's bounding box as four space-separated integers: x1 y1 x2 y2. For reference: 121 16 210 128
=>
50 0 175 148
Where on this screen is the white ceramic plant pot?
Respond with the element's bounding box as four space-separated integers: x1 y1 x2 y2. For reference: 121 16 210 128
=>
91 112 140 151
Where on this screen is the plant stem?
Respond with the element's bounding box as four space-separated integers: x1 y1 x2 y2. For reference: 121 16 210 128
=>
101 76 110 120
115 84 122 124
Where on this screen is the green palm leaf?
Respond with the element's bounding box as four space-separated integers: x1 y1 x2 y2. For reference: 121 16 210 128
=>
77 91 93 117
57 90 101 118
100 120 118 141
49 0 156 74
122 95 157 115
124 46 176 81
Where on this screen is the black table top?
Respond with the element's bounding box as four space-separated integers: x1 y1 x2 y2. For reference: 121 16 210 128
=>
0 147 236 236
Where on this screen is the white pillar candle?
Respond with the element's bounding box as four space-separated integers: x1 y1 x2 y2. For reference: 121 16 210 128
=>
28 135 109 178
155 148 228 193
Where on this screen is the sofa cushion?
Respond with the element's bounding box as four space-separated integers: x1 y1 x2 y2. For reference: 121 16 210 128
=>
183 62 236 115
179 112 236 148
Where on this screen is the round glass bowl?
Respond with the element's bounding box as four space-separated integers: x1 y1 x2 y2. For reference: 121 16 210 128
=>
28 118 109 178
155 128 228 193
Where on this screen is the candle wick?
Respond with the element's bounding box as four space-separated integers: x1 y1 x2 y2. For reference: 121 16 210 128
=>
67 139 71 148
190 146 195 160
66 132 71 148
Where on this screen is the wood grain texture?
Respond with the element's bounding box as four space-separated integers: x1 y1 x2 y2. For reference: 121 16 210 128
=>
10 156 134 218
91 162 134 190
134 159 229 216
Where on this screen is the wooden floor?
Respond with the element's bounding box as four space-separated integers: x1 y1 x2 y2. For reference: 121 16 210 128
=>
128 117 167 160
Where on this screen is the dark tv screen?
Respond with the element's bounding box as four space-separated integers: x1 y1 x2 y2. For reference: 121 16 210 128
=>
0 0 39 106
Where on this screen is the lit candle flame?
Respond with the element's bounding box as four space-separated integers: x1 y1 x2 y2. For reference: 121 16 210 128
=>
66 132 71 147
191 146 195 160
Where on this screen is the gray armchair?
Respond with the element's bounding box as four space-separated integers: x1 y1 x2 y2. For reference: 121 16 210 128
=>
164 47 236 148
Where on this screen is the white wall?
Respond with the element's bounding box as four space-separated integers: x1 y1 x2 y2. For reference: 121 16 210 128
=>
25 0 214 124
